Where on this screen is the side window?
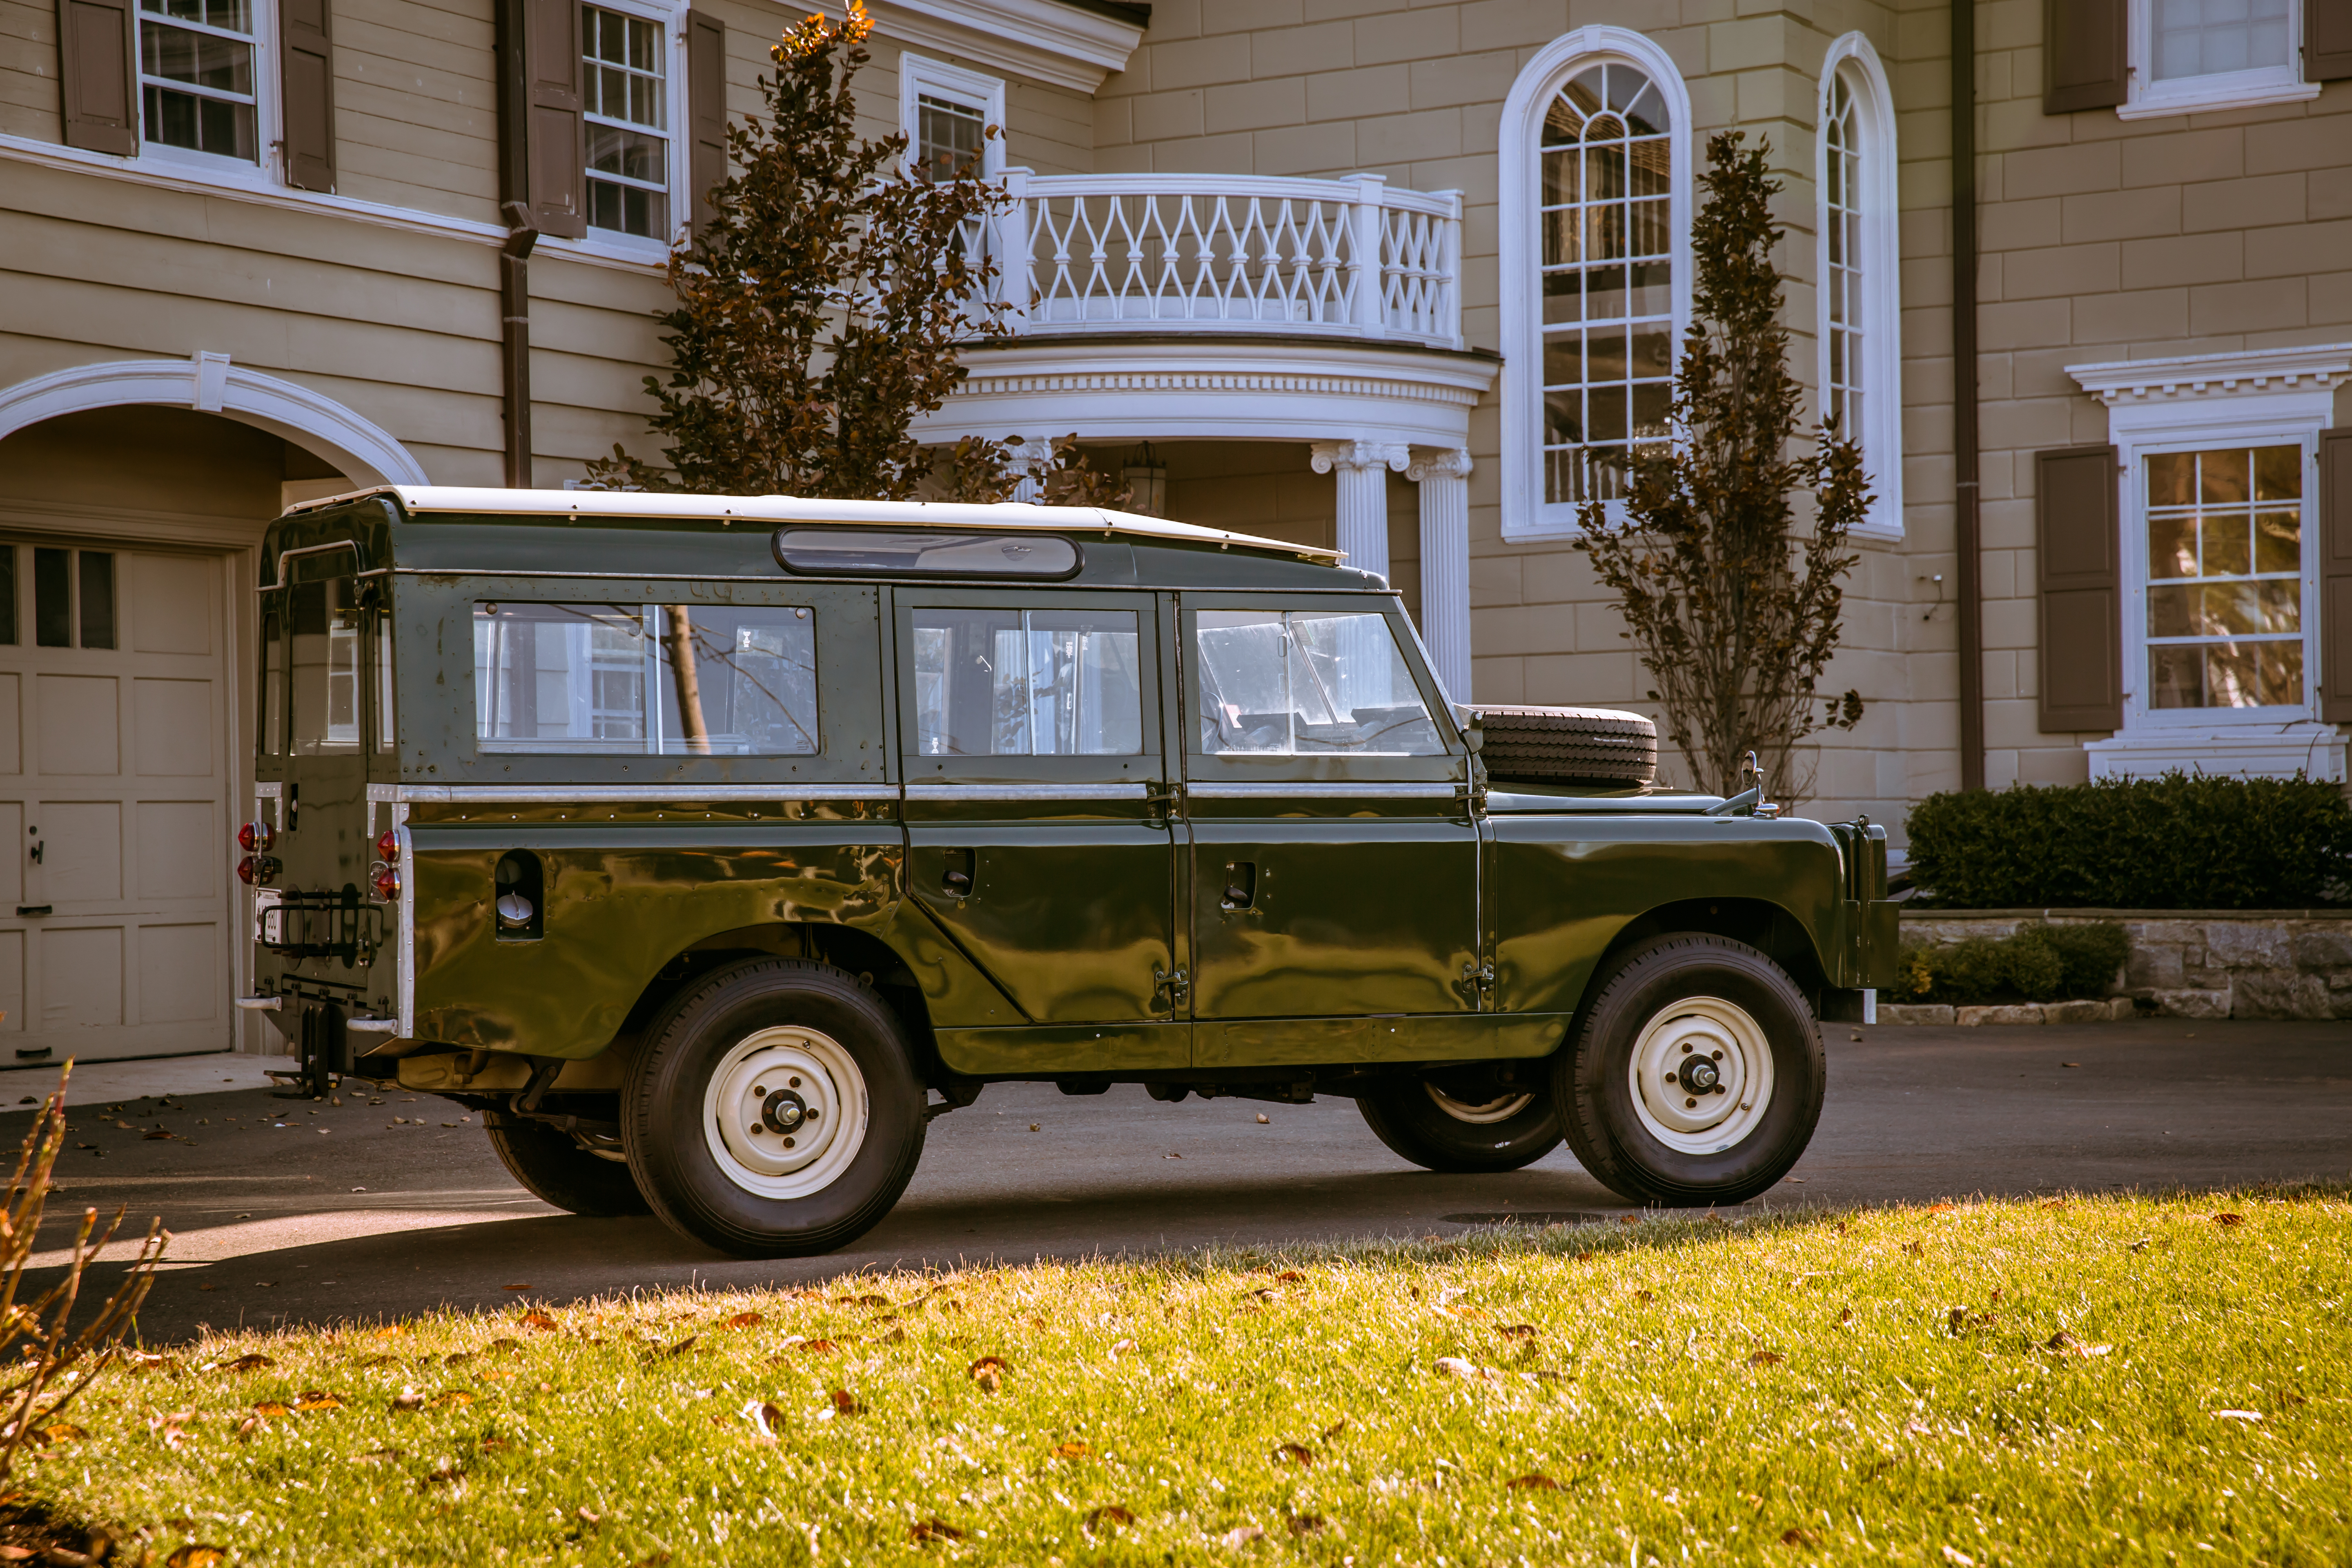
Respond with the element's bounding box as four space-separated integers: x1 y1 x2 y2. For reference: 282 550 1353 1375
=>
289 574 361 755
474 602 820 755
259 600 284 755
911 607 1143 757
372 601 395 751
1194 610 1443 757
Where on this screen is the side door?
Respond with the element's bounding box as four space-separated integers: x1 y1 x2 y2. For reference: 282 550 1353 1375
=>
1181 593 1483 1068
894 588 1185 1069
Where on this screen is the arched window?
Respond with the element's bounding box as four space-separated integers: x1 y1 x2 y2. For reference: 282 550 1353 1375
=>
1816 34 1902 539
1499 29 1692 539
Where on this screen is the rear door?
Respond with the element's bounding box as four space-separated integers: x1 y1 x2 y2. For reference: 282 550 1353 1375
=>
893 588 1184 1066
1180 594 1481 1067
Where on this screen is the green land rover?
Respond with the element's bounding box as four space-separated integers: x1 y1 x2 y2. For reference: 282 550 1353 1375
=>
239 487 1898 1257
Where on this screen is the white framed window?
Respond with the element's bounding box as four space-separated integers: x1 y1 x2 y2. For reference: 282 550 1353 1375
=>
1816 33 1903 541
136 0 275 175
1497 27 1692 541
581 0 676 243
898 53 1004 181
2122 0 2318 118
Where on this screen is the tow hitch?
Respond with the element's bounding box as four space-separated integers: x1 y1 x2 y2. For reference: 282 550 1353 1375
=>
266 999 350 1099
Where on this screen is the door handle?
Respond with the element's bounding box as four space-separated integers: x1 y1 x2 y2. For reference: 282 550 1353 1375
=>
939 849 974 899
27 829 40 865
1220 860 1257 911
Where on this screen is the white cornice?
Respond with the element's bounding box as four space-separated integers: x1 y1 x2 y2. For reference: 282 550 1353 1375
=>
2066 344 2352 406
916 337 1499 446
864 0 1145 93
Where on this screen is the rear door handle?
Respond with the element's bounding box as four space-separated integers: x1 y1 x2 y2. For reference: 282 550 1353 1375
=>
939 848 974 898
1220 860 1256 911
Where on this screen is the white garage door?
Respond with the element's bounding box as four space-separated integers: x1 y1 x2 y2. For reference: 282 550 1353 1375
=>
0 541 232 1065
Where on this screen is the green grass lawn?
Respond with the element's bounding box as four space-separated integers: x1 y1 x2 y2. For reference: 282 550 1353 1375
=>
18 1189 2350 1566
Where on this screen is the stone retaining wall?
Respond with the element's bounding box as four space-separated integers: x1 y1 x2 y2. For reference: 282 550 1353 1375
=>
1895 910 2352 1022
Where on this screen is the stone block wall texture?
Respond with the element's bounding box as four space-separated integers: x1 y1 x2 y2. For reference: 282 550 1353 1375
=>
1900 911 2352 1020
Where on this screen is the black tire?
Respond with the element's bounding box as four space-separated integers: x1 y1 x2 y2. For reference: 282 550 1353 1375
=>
1358 1062 1564 1173
1557 934 1824 1206
623 958 925 1258
1470 706 1657 788
485 1111 650 1217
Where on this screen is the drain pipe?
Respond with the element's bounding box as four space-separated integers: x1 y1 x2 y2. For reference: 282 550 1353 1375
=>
1952 0 1984 790
494 0 537 488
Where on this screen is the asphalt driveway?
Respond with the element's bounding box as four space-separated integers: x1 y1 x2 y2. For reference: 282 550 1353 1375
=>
11 1017 2347 1343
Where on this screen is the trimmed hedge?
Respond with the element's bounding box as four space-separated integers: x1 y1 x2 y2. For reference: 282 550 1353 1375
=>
1905 773 2352 910
1889 923 2131 1005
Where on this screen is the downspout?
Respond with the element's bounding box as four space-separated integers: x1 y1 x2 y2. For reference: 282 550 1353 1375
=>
1952 0 1984 790
494 0 539 489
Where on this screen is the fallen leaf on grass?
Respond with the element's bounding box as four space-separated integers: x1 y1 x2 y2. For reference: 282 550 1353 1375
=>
2213 1213 2245 1228
742 1400 785 1442
444 1352 474 1368
1748 1350 1786 1366
1276 1270 1305 1283
521 1311 559 1331
724 1312 763 1329
432 1391 473 1409
798 1339 839 1355
651 1336 699 1361
165 1549 227 1568
2039 1199 2066 1210
1220 1524 1265 1548
1052 1440 1091 1459
38 1423 87 1444
829 1389 861 1415
391 1387 425 1412
419 1462 466 1490
908 1520 963 1543
1272 1442 1313 1466
1286 1513 1324 1535
0 1545 30 1561
1084 1506 1135 1532
221 1354 273 1373
851 1293 890 1308
354 1354 399 1369
1433 1356 1497 1383
2212 1409 2263 1421
1506 1474 1559 1491
969 1355 1007 1392
1499 1323 1538 1339
2044 1332 2111 1358
252 1401 291 1419
486 1337 523 1356
1901 1241 1924 1256
1779 1526 1818 1548
375 1323 408 1339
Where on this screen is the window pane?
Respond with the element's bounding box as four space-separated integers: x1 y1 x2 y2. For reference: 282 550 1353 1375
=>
917 93 987 182
2146 451 2193 506
2154 0 2291 79
33 548 69 647
2253 509 2300 573
910 607 1138 758
2252 443 2300 501
2197 513 2250 576
475 602 819 755
1195 610 1440 757
0 547 14 646
76 551 114 649
290 577 363 754
2148 514 2198 579
2197 448 2251 505
261 606 283 755
374 607 396 751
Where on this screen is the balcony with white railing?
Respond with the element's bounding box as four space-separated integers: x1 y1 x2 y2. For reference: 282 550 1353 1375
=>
980 170 1464 350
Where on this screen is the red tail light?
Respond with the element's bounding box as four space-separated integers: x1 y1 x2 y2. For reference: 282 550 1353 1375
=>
238 855 279 885
372 866 401 902
238 821 274 853
375 828 400 862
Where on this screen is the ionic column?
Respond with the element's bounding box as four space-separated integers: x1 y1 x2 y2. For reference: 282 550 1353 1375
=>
1310 439 1409 581
1009 434 1056 503
1407 446 1473 702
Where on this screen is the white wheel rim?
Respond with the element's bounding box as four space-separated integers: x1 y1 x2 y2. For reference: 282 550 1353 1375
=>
1627 996 1775 1155
1423 1083 1535 1125
702 1026 870 1200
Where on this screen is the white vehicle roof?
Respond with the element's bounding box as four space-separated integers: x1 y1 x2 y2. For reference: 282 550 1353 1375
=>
286 485 1345 565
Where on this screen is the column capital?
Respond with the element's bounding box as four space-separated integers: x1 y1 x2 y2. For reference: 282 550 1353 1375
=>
1310 439 1410 476
1405 446 1473 483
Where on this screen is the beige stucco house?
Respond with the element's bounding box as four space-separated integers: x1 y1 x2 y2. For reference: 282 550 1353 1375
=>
2 0 2348 1060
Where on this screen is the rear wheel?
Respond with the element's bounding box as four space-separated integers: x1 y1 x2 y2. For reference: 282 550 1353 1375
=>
1357 1062 1563 1173
623 958 926 1258
1557 934 1824 1206
485 1112 649 1217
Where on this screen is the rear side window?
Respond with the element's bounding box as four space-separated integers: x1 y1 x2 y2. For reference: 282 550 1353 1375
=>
290 576 364 755
911 606 1142 756
1194 610 1442 756
473 602 819 755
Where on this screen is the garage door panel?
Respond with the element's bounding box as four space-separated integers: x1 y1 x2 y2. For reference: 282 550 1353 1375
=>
0 675 18 775
0 803 18 907
42 801 121 903
0 931 19 1033
137 923 218 1023
41 926 123 1029
134 678 215 777
128 556 215 656
36 675 119 775
136 800 215 899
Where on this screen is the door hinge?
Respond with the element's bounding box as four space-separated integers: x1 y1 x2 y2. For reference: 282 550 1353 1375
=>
1154 964 1189 1011
1460 959 1494 1004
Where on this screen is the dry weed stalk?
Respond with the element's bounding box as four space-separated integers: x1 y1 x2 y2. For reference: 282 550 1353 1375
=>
0 1064 165 1486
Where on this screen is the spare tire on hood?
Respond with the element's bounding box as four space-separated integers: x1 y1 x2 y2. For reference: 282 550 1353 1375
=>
1469 705 1657 788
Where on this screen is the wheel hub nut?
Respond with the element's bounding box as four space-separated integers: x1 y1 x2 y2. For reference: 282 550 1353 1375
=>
1677 1056 1721 1094
762 1088 810 1134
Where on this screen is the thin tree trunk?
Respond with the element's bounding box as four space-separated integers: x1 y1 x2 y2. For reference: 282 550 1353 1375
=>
662 607 712 754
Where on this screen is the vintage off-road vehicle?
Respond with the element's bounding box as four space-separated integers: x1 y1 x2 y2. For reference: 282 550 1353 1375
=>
241 487 1898 1256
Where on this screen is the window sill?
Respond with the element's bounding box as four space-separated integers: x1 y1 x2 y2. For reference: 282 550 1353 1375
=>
2085 720 2346 784
535 231 674 272
2117 76 2321 120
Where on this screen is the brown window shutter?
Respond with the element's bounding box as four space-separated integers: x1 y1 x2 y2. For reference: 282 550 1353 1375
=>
58 0 137 155
523 0 585 238
2045 0 2128 114
2036 443 2123 732
279 0 336 192
2311 1 2352 81
686 11 726 236
2321 428 2352 724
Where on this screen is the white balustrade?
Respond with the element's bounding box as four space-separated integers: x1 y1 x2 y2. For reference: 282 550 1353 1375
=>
986 169 1463 350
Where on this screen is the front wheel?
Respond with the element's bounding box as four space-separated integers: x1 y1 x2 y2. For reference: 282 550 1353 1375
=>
1557 934 1824 1206
623 958 926 1257
1358 1062 1563 1173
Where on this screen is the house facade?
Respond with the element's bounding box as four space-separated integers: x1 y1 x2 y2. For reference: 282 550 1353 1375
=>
2 0 2348 1060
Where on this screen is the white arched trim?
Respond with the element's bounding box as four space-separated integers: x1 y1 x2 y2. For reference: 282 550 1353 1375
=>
1497 27 1694 542
0 355 430 487
1816 33 1903 542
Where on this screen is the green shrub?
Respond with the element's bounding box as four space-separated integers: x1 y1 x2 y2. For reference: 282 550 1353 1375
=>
1889 922 2127 1005
1906 773 2352 909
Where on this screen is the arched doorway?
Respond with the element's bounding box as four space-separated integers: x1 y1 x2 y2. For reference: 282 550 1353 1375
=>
0 364 424 1065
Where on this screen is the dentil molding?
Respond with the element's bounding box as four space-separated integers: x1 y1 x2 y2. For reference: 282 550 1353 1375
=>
2067 344 2352 406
